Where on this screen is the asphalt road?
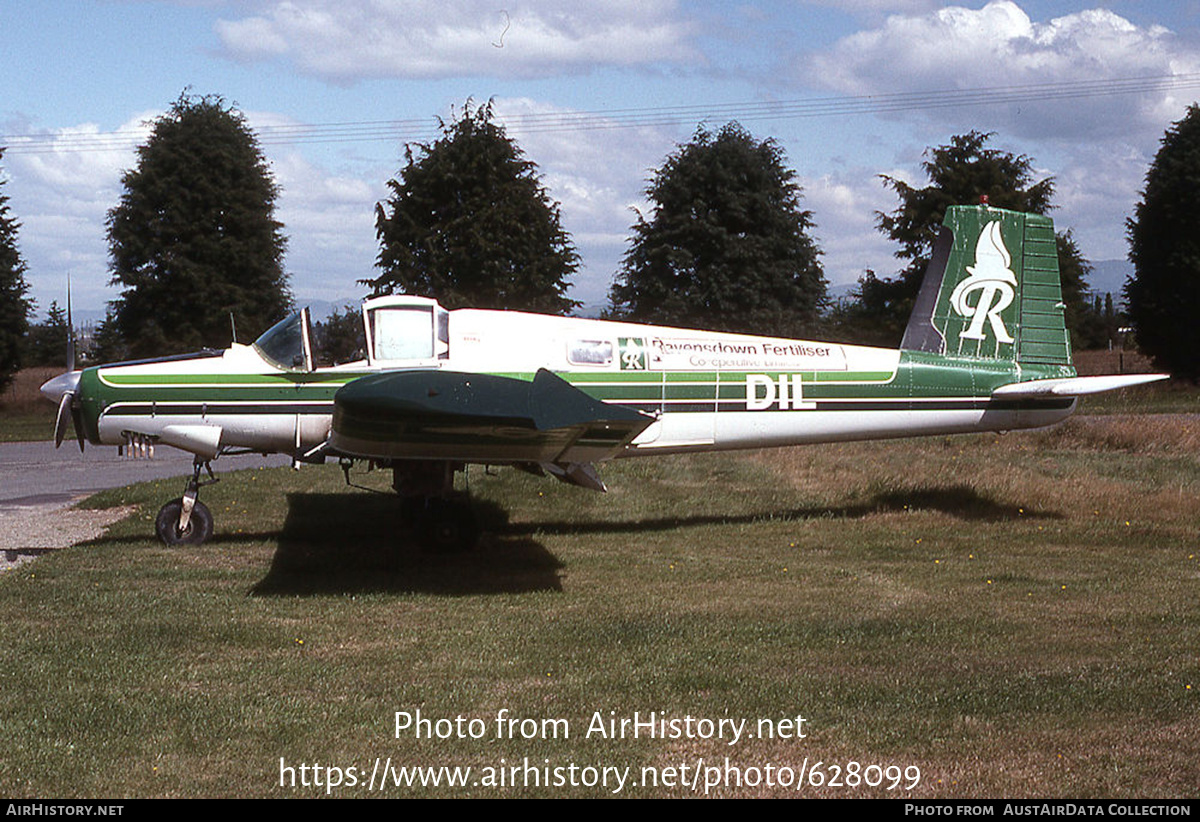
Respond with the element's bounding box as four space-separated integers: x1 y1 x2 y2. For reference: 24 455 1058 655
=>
0 440 286 510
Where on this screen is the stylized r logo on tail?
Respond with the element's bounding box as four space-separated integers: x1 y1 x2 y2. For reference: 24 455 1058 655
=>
949 220 1017 343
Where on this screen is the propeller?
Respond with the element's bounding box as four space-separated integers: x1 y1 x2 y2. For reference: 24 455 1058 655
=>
46 274 85 451
70 394 85 452
42 371 84 452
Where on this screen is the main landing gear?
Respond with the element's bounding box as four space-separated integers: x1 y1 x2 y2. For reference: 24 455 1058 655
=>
151 457 479 551
155 459 218 546
390 460 479 553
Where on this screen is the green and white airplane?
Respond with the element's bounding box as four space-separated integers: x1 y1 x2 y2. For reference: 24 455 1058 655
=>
41 204 1166 548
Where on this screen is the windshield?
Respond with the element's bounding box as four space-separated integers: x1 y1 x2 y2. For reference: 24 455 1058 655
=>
253 310 312 371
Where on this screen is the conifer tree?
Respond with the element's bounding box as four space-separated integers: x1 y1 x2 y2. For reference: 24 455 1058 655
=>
0 148 32 391
1127 105 1200 380
24 300 70 368
107 93 291 357
370 101 578 314
610 123 826 337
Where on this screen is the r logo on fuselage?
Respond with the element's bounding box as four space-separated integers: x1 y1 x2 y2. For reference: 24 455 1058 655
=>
949 220 1017 344
618 337 647 371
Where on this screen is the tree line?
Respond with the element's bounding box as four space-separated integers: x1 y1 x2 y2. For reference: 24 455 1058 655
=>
2 93 1199 390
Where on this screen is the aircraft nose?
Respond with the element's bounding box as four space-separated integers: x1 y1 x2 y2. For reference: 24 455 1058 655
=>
40 371 82 404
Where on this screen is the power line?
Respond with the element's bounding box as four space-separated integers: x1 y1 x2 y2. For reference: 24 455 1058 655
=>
4 73 1199 155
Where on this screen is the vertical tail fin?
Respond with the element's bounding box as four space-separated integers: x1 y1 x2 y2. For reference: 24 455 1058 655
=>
901 205 1072 368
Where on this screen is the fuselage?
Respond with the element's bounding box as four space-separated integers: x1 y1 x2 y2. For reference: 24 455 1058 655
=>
65 295 1077 465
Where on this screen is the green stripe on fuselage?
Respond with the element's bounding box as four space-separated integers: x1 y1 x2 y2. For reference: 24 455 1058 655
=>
100 372 366 386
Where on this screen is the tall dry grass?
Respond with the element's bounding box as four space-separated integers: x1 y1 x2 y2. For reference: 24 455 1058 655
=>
1029 414 1200 453
1 367 58 413
1073 349 1156 376
755 416 1200 546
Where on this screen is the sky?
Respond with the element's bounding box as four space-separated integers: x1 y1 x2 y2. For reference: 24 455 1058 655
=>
5 0 1200 321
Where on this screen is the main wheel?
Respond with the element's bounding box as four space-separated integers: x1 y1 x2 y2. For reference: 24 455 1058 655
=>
155 498 214 546
417 499 479 553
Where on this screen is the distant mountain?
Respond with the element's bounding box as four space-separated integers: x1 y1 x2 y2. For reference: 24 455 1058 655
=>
1087 259 1130 297
827 281 858 300
68 308 109 328
300 299 362 321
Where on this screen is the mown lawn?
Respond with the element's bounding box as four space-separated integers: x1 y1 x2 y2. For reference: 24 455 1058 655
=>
0 415 1196 798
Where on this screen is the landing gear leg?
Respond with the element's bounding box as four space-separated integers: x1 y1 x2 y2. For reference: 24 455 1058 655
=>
392 461 479 552
155 459 217 546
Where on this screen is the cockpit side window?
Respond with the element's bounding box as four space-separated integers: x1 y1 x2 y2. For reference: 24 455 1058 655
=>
371 305 435 361
568 340 613 366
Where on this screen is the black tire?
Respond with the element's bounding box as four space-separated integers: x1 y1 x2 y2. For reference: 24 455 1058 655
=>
155 499 214 546
417 499 479 553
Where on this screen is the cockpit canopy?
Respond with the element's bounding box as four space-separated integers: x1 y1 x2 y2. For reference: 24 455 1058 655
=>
251 296 449 371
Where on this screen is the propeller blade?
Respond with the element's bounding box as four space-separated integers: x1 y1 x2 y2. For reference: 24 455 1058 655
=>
53 391 73 449
70 400 86 452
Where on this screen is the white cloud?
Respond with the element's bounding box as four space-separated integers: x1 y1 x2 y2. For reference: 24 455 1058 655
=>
5 116 156 314
488 97 687 310
4 109 392 314
268 149 385 303
797 1 1200 278
215 0 700 82
801 171 896 289
1049 142 1149 265
807 1 1200 142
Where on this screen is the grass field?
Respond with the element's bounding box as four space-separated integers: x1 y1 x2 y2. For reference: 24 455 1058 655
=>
1 367 58 442
0 414 1197 798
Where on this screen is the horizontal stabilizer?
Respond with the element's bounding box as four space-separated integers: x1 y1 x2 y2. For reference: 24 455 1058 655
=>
992 374 1168 399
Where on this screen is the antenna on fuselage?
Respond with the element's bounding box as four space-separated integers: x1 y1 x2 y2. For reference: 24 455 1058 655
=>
229 312 238 345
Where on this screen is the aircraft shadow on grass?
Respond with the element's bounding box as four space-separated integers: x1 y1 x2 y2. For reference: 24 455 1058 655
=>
246 482 1058 596
494 483 1062 538
249 491 564 597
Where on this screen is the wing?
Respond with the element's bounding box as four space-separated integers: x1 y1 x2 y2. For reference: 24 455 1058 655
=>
330 368 654 467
